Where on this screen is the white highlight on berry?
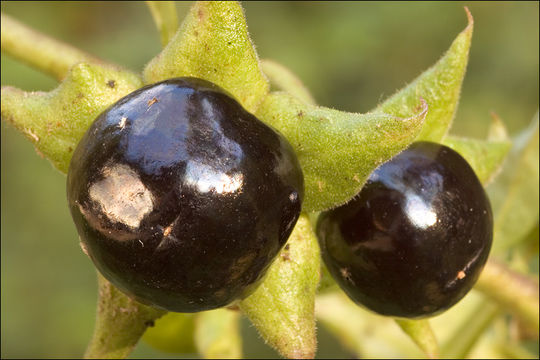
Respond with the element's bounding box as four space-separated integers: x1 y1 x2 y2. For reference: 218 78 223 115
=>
184 161 244 194
405 194 437 229
89 164 154 229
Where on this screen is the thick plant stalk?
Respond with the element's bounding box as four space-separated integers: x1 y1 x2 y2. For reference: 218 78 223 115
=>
474 258 539 337
84 273 167 359
145 1 179 47
1 12 104 81
440 300 500 358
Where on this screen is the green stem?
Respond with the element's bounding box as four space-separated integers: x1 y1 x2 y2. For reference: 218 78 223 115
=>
84 272 167 359
194 309 243 359
474 258 539 338
260 59 316 105
440 298 500 358
497 342 539 359
395 319 439 359
1 12 104 81
145 1 179 47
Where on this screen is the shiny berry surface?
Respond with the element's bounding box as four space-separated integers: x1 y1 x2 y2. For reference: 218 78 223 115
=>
316 142 492 318
67 78 304 312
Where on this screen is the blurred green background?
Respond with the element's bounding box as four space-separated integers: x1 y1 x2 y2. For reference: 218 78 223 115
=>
1 1 538 358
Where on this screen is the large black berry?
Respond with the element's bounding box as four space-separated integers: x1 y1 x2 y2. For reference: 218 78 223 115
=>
316 142 492 318
67 77 304 312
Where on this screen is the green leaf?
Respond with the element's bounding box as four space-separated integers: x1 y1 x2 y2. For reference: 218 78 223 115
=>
488 114 539 252
194 308 242 359
486 112 510 142
442 136 511 186
316 292 425 358
239 214 321 359
142 312 196 354
1 63 143 173
143 0 269 113
85 273 167 359
146 1 179 47
442 116 511 185
256 92 427 212
375 8 473 142
261 59 316 105
395 319 439 359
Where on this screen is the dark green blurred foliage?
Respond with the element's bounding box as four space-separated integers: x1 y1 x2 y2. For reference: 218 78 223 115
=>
1 2 538 358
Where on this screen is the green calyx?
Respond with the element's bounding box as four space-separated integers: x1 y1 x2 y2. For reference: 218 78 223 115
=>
1 63 142 173
2 2 535 360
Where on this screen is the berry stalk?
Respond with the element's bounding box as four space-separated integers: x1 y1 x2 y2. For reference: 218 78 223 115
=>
1 12 104 81
84 273 167 359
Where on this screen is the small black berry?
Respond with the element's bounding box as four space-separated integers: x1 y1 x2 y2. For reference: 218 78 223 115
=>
67 77 304 312
316 142 492 318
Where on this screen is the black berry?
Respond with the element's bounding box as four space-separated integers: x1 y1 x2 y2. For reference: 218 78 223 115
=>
316 142 492 318
67 78 304 312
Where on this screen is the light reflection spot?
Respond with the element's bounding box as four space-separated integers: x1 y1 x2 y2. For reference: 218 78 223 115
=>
89 164 154 229
185 161 243 194
405 194 437 229
289 192 298 202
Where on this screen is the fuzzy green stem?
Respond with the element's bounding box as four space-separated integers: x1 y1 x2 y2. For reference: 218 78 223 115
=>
474 258 539 337
145 1 179 47
1 12 104 81
84 272 167 359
